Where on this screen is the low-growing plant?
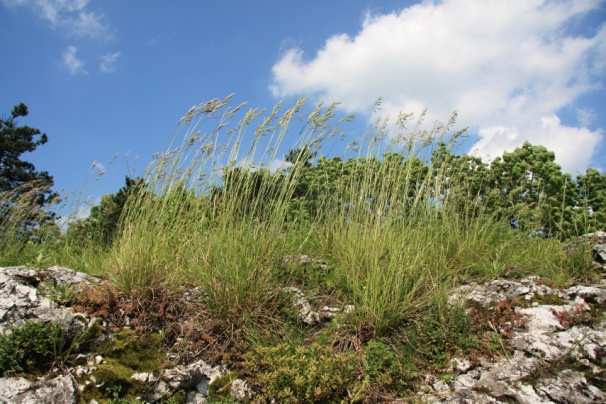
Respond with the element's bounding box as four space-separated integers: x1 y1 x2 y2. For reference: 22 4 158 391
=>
244 342 360 403
0 321 64 376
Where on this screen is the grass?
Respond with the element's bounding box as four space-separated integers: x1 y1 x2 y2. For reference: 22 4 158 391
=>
0 96 599 401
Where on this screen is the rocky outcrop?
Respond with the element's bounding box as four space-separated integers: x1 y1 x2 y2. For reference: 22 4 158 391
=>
131 359 251 402
0 375 78 404
422 277 606 403
0 266 251 403
0 266 97 335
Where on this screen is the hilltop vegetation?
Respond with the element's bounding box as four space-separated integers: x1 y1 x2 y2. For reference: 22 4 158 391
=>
1 98 605 402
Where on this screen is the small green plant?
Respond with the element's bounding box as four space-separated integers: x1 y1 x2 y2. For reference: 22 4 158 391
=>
44 282 76 305
403 303 475 369
0 321 64 376
244 342 359 403
364 340 413 390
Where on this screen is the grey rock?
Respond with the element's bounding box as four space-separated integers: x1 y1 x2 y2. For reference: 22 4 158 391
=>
283 287 353 325
0 267 94 337
186 391 208 404
566 284 606 304
282 255 328 270
581 231 606 245
448 276 561 307
534 369 606 403
230 378 253 401
593 244 606 264
0 375 77 404
44 266 99 287
424 277 606 403
283 286 321 325
145 359 250 402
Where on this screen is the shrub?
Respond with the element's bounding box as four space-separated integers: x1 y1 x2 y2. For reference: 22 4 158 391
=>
0 321 64 376
244 342 359 403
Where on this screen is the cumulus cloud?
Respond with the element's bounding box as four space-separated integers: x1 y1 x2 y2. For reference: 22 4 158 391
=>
1 0 111 39
271 0 606 172
62 45 86 75
99 51 120 73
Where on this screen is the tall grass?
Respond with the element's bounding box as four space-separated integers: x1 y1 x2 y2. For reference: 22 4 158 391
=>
98 96 590 332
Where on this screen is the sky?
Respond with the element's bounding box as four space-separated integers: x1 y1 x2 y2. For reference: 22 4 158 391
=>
1 0 605 215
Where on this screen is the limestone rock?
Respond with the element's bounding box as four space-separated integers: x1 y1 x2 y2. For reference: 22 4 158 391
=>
283 286 321 325
145 359 250 402
423 277 606 403
0 266 95 337
448 276 561 307
283 287 353 325
594 244 606 264
0 375 77 404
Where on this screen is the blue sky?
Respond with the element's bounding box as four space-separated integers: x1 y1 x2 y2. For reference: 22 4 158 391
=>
1 0 605 215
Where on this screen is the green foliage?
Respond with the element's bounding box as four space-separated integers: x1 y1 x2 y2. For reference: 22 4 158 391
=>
244 342 359 403
577 168 606 232
364 340 414 390
0 103 58 258
68 177 145 247
402 303 475 368
0 103 56 201
98 328 166 371
81 329 167 402
0 321 64 376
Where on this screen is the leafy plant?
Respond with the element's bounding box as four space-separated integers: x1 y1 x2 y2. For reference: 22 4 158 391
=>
244 342 359 403
0 321 64 376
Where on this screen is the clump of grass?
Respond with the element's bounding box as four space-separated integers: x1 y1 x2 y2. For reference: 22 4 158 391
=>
100 95 595 336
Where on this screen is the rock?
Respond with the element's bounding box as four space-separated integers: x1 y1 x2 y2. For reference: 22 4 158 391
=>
534 369 606 403
186 391 208 404
131 372 158 384
283 287 321 325
449 357 472 373
44 266 99 287
0 375 78 404
282 255 328 270
424 276 606 403
0 266 96 336
581 231 606 244
448 276 561 307
283 287 353 325
146 359 223 401
143 359 252 402
594 244 606 264
230 378 253 401
566 284 606 304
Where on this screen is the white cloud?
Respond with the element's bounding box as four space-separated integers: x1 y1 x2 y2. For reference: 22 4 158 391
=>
470 115 602 173
62 45 86 75
267 159 293 173
99 51 120 73
1 0 111 39
271 0 606 172
576 107 597 128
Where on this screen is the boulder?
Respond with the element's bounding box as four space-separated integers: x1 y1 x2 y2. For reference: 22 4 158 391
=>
0 266 95 336
0 375 77 404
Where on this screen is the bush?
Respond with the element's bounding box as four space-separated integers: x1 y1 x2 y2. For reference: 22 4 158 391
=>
0 321 64 376
364 340 410 388
244 342 359 403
